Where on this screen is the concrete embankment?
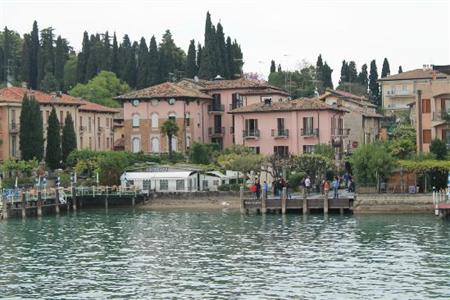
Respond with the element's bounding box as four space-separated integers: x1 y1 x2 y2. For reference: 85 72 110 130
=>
354 193 433 213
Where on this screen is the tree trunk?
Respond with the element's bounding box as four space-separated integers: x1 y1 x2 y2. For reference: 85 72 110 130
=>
168 134 173 159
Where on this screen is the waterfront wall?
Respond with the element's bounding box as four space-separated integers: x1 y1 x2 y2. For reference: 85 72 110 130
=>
354 193 433 213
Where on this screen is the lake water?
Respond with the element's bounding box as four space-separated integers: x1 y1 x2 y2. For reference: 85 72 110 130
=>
0 209 449 299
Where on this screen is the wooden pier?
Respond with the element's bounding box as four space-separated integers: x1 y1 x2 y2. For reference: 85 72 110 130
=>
433 190 450 218
0 186 149 220
240 187 355 214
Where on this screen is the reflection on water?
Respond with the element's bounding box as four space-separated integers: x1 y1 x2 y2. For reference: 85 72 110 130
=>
0 209 449 299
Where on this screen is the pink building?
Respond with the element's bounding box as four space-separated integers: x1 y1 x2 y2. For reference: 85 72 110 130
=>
117 79 289 153
230 97 348 156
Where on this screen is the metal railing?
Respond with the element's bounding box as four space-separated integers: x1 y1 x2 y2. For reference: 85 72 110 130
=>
208 127 225 136
271 129 289 137
432 111 450 122
229 102 243 110
243 129 260 138
9 122 19 133
331 128 350 136
300 128 319 136
208 104 225 112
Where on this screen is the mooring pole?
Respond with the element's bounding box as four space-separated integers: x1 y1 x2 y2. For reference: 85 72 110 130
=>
303 193 308 215
240 186 245 214
132 196 136 208
261 188 267 214
72 186 77 211
105 196 109 210
323 192 329 214
281 187 287 214
37 191 42 217
21 193 26 218
1 195 7 219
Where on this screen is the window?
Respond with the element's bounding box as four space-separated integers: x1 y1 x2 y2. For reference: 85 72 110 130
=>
89 137 92 149
202 180 208 190
168 112 176 121
212 94 221 107
143 180 151 191
303 117 314 133
98 117 101 127
422 99 431 113
185 113 190 127
11 135 17 157
98 136 101 149
132 113 140 127
60 111 64 125
213 180 219 186
231 93 242 109
244 119 258 136
132 137 141 153
80 136 83 148
171 136 178 152
80 116 83 127
89 117 92 132
274 146 289 157
106 137 110 149
277 118 285 131
249 147 260 154
160 180 168 191
176 179 185 191
303 145 315 153
151 137 160 153
423 129 431 144
151 113 159 128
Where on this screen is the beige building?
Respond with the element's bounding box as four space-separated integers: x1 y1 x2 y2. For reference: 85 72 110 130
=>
0 87 117 161
319 89 383 152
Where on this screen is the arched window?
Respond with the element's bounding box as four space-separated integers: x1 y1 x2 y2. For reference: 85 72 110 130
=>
171 136 178 152
151 137 160 153
132 137 140 153
168 112 176 121
132 113 140 128
151 113 159 128
186 136 191 149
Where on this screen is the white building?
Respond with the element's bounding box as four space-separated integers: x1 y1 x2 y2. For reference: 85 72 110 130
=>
121 171 198 193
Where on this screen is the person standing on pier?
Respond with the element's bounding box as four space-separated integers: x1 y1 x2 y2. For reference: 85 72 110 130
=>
324 180 330 197
304 176 311 196
332 177 339 199
263 181 269 196
255 181 261 200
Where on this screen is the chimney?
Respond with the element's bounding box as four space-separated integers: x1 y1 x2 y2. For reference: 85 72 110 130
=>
56 91 63 97
21 82 28 89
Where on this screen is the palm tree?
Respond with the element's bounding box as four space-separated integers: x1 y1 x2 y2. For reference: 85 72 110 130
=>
161 119 179 159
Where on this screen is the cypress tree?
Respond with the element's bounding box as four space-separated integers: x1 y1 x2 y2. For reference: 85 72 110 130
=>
196 43 202 73
125 41 138 87
38 27 55 87
316 54 324 93
147 35 159 85
102 31 111 70
322 62 333 90
21 34 31 85
347 61 358 83
85 34 102 81
339 60 348 84
185 39 197 78
369 59 380 107
158 30 185 82
398 66 403 74
277 64 282 72
111 32 120 76
46 107 61 169
61 112 77 164
0 46 3 82
270 60 276 73
216 23 229 78
230 40 243 78
136 37 149 89
357 63 369 92
198 12 216 79
19 95 31 159
29 21 40 89
225 37 233 77
118 34 132 82
381 57 390 78
76 31 90 83
20 95 44 161
2 27 11 82
54 36 66 90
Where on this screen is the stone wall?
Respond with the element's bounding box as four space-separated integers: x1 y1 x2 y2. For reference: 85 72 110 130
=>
354 193 433 213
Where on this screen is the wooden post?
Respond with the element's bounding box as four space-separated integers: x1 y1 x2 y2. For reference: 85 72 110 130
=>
303 197 308 215
105 196 108 210
21 193 26 218
55 188 60 214
72 186 77 211
1 195 8 219
323 192 329 214
281 187 287 214
132 196 136 208
261 189 267 214
37 191 42 217
240 186 245 214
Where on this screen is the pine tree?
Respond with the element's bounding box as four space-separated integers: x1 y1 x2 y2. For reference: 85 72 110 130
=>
61 112 77 164
315 54 324 93
46 107 61 169
102 31 111 70
147 35 159 85
196 43 202 73
118 34 132 82
347 61 358 82
322 62 333 90
339 60 348 84
19 95 31 159
124 41 137 87
0 46 4 82
381 58 390 78
216 22 229 78
54 36 67 90
136 37 149 89
398 66 403 74
2 27 12 82
185 39 197 78
270 60 276 73
230 40 243 78
20 95 44 161
357 63 369 92
158 30 185 82
76 31 90 83
38 27 55 87
277 64 282 72
369 59 380 107
29 21 40 89
21 34 31 85
198 12 216 79
111 33 119 76
85 34 102 81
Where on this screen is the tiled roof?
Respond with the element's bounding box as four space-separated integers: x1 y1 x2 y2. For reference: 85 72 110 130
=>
0 87 84 105
239 87 289 96
320 89 377 108
229 97 348 114
115 82 213 100
79 100 119 113
378 69 448 81
181 78 286 92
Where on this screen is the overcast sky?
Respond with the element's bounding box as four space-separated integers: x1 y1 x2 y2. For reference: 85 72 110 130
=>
1 0 449 84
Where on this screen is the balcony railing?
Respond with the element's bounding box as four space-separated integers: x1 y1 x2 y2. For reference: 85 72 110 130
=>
385 90 413 97
208 104 225 113
208 127 225 136
300 128 319 137
79 125 87 132
432 111 450 122
271 129 289 138
331 128 350 136
9 122 19 133
229 102 243 110
243 129 260 139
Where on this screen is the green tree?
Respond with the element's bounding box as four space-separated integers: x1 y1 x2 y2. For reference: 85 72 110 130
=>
322 62 333 90
63 54 77 91
216 22 229 78
270 60 276 73
430 139 447 160
40 72 59 92
147 35 160 85
158 30 186 82
315 54 324 93
381 57 390 78
357 64 368 93
313 144 335 160
38 27 55 87
29 21 40 89
347 61 358 82
339 60 348 84
369 59 380 107
136 37 149 89
185 39 198 78
76 31 90 83
198 12 217 79
85 34 102 81
20 34 31 84
217 151 262 182
97 152 130 185
189 142 212 164
111 32 120 76
268 65 316 98
62 112 77 164
69 70 130 107
19 95 44 161
45 107 61 169
293 154 333 183
161 119 179 159
101 31 111 70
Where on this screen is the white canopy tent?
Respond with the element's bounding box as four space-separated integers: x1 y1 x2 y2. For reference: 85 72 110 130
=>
121 171 198 193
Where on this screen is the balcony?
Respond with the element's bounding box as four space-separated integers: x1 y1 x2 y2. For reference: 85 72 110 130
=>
243 129 260 139
229 102 243 110
9 122 19 134
432 111 450 122
271 129 289 138
331 128 350 137
79 125 87 133
208 104 225 113
385 90 413 97
208 127 225 137
301 128 319 137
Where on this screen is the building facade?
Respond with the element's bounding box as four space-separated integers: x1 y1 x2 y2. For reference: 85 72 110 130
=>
0 87 117 161
230 97 348 156
319 89 382 152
